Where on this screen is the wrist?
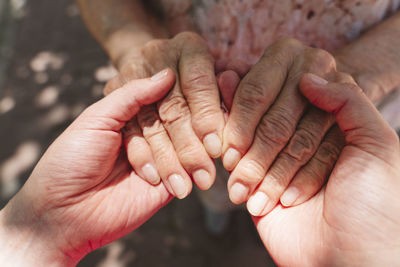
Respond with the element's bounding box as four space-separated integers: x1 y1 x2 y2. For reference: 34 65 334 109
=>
104 22 170 70
0 197 77 267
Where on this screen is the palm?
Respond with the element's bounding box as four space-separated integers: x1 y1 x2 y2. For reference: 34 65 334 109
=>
23 118 171 258
255 146 400 266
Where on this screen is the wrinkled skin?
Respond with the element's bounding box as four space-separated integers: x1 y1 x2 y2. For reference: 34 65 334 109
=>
255 73 400 266
0 71 175 265
105 32 225 199
222 38 346 216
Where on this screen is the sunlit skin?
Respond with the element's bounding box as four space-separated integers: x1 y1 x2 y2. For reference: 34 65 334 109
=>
0 70 399 266
255 73 400 266
0 70 175 266
76 0 400 211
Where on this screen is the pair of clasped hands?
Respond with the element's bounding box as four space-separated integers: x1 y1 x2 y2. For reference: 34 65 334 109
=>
1 36 400 266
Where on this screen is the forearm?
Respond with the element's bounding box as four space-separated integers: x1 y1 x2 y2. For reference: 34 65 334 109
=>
334 11 400 102
76 0 168 67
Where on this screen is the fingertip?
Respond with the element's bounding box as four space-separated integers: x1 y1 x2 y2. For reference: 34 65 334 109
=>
229 182 249 204
280 186 301 207
192 169 214 190
223 148 241 171
167 174 192 199
141 163 161 185
203 133 222 158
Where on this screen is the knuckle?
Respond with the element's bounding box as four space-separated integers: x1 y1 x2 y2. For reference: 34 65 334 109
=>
308 48 336 70
182 72 216 92
140 120 166 141
256 109 296 146
314 139 342 167
144 39 169 51
239 77 271 105
104 76 120 95
334 71 355 84
191 107 222 132
158 95 190 127
265 170 288 194
241 159 267 182
275 37 304 53
285 127 320 162
175 31 204 44
120 61 149 80
177 145 206 168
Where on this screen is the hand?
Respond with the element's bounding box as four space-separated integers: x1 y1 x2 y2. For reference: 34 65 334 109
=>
255 73 400 266
222 38 346 216
105 32 225 198
0 70 175 266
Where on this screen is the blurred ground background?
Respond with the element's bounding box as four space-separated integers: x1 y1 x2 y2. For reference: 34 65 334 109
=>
0 1 275 266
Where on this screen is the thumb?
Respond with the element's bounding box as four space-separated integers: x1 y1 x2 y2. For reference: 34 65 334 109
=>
218 70 240 111
299 73 399 161
81 68 175 128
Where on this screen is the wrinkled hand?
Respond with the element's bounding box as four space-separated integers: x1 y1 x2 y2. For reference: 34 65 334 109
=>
105 32 225 199
256 74 400 266
222 38 347 216
0 70 175 266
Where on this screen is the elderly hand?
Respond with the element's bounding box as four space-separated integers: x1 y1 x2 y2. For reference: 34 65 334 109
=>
222 38 348 216
255 73 400 266
105 32 225 199
0 70 175 266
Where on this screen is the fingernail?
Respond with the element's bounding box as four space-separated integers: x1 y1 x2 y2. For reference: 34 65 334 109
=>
203 133 222 158
281 186 300 207
168 174 188 199
151 69 169 81
308 73 328 85
192 169 212 190
223 148 241 171
141 163 160 185
247 192 269 216
229 182 249 204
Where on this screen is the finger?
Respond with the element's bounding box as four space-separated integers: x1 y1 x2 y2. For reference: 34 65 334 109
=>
82 69 175 130
104 74 124 95
244 108 334 215
226 47 337 204
222 40 303 170
278 72 354 207
299 73 399 160
138 104 193 199
155 81 217 190
179 35 225 158
227 77 307 204
280 125 344 207
218 70 240 111
123 119 161 185
225 58 251 78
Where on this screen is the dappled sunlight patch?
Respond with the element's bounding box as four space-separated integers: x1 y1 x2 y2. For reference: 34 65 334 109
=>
0 141 40 199
38 104 70 127
94 64 117 83
97 241 136 267
30 51 67 73
0 96 15 114
10 0 27 18
35 85 60 108
66 3 79 17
